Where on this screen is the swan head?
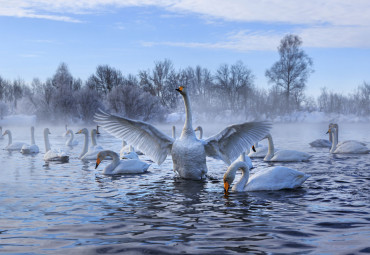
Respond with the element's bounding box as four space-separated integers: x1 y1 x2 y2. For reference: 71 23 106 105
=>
223 169 236 194
95 150 113 169
175 86 187 95
44 128 51 135
76 128 88 135
2 129 10 136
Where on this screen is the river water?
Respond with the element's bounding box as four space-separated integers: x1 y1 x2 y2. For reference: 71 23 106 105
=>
0 122 369 254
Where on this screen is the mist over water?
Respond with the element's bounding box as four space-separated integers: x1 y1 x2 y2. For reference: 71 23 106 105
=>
0 122 369 254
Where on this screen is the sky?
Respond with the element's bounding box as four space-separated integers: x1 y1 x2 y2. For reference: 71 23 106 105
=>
1 0 370 97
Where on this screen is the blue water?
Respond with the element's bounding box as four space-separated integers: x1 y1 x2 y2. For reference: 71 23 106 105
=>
0 123 369 254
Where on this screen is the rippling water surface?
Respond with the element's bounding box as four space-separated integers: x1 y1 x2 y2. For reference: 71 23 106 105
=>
0 123 369 254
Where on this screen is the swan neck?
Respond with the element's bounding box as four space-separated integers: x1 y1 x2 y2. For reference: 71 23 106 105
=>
31 127 35 145
227 161 250 191
7 131 12 146
91 130 97 146
198 127 203 139
104 151 120 174
180 92 195 138
264 134 274 160
80 132 89 158
330 128 338 153
44 131 51 152
172 126 176 139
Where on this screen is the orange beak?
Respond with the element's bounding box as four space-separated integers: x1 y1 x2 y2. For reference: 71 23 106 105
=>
224 181 230 194
95 158 101 169
176 86 183 92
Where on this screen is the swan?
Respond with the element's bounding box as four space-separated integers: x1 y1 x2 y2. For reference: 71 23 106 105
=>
331 123 367 148
96 150 150 174
76 128 104 160
120 140 143 157
121 145 139 160
223 158 310 193
264 134 312 162
2 130 27 151
94 86 271 180
329 125 369 154
21 126 39 154
43 128 69 162
65 129 79 146
309 123 333 148
194 126 203 139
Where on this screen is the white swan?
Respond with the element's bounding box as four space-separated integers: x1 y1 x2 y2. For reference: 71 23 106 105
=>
329 125 369 154
21 126 39 154
264 134 312 162
96 150 150 174
2 130 27 151
43 128 69 162
65 129 79 146
309 123 333 148
94 86 271 180
223 157 310 192
76 128 104 160
121 145 139 160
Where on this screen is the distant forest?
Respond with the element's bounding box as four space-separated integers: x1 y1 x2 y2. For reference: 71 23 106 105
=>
0 59 369 124
1 35 369 124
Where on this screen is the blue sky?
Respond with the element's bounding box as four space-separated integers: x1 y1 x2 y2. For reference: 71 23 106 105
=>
1 0 370 97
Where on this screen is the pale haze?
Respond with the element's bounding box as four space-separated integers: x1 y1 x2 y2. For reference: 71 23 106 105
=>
1 0 370 96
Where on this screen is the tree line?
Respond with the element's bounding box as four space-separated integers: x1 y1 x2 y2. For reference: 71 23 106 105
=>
0 34 369 123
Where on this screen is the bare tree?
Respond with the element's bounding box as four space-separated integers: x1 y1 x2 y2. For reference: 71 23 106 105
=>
88 65 124 94
265 34 313 112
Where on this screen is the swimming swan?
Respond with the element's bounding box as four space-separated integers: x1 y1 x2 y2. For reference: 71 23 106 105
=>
121 145 139 160
21 126 39 154
65 129 79 146
223 157 310 192
94 86 271 180
329 125 369 154
2 130 27 151
43 128 69 162
96 150 150 174
263 133 312 162
309 123 333 148
76 128 104 160
248 143 269 158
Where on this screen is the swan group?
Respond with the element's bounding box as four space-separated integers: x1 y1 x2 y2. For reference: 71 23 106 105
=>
94 86 271 180
223 152 310 192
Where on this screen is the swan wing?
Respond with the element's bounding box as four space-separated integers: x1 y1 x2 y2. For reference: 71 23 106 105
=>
204 121 271 164
94 109 174 165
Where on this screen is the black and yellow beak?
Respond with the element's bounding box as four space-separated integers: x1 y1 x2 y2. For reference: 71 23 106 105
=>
95 158 101 169
224 181 230 194
76 130 82 134
252 145 256 152
326 128 331 134
176 86 184 92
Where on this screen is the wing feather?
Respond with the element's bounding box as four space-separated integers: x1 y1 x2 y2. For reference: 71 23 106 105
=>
94 109 174 165
204 121 271 164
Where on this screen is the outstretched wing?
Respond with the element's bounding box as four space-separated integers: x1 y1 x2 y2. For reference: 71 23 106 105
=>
204 121 271 164
94 109 174 165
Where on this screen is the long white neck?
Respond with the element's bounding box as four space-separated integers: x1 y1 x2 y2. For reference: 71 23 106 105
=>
6 131 12 146
91 129 97 146
226 161 250 192
44 130 51 152
80 131 89 159
172 126 176 139
66 130 74 145
330 127 338 153
103 151 120 174
180 92 195 139
264 134 275 161
31 127 35 145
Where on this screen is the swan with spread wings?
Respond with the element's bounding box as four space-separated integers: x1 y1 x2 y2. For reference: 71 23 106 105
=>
94 86 271 180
